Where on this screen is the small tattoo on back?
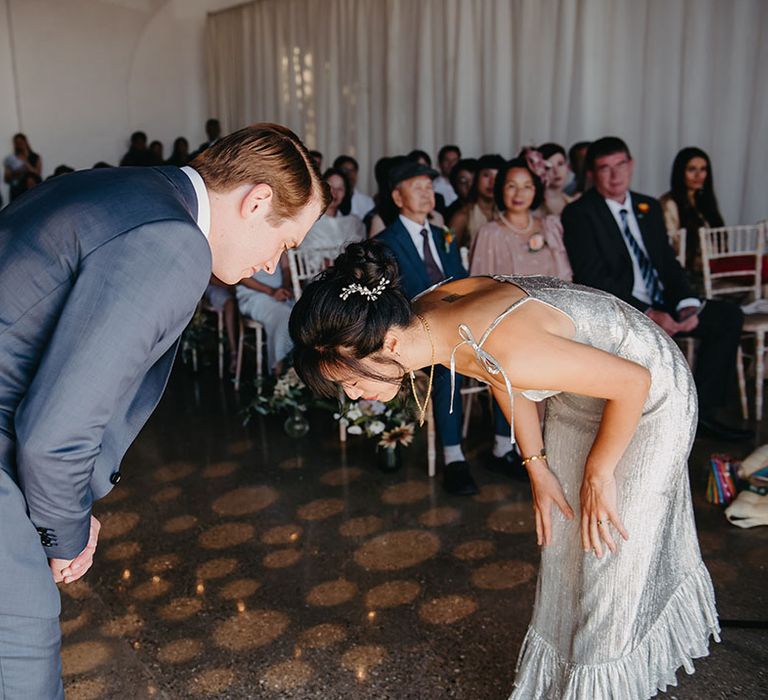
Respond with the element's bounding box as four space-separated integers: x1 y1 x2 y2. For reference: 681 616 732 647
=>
441 293 464 303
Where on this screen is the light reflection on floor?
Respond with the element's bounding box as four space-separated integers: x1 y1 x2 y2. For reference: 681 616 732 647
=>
58 366 768 698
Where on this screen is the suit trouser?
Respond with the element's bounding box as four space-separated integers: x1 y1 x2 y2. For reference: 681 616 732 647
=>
430 366 464 448
0 463 64 700
678 298 744 413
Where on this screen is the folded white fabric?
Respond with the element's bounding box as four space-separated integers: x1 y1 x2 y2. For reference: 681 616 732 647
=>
739 443 768 478
725 490 768 528
741 299 768 315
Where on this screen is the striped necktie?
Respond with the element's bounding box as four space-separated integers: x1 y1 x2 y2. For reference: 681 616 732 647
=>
620 209 664 306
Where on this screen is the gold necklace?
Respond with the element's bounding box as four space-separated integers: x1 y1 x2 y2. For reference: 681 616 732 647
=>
409 313 435 427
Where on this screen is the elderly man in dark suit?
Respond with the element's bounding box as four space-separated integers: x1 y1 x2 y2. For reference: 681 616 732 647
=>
376 160 480 495
0 123 326 697
562 136 750 441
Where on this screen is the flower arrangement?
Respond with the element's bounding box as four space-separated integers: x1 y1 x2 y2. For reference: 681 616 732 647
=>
245 367 311 418
334 396 416 449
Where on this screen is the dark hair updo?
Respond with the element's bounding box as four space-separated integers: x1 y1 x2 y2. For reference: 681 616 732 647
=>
289 240 413 397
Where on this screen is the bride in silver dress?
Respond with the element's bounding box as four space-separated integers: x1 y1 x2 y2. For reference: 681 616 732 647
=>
289 241 719 699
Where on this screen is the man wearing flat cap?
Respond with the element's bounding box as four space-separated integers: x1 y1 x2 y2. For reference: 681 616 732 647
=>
377 156 478 496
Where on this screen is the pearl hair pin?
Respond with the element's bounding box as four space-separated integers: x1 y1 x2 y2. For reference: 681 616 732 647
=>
339 277 390 302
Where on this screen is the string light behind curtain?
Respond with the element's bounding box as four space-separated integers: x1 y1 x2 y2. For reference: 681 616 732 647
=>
205 0 767 224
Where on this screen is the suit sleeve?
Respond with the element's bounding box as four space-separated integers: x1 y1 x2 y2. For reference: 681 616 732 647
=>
562 202 649 312
15 220 210 559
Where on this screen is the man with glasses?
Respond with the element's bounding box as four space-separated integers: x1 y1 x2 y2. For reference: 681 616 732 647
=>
562 136 750 441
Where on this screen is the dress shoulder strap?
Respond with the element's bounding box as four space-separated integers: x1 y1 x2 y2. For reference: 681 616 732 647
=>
447 297 535 445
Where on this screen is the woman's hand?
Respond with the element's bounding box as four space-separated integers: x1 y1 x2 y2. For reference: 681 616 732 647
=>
579 474 629 557
528 463 575 546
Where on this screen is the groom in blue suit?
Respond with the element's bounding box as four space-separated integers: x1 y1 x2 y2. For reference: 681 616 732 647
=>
0 123 326 698
377 159 479 495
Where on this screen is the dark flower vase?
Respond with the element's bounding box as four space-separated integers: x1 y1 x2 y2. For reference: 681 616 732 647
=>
283 409 310 438
377 445 402 472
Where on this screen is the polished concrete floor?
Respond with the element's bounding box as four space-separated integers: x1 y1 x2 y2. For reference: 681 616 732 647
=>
60 363 768 699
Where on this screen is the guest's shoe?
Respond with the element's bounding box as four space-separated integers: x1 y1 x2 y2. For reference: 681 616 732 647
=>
486 450 529 482
697 416 754 442
442 461 480 496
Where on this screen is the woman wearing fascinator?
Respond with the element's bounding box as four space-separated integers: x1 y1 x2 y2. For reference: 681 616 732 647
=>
289 241 719 699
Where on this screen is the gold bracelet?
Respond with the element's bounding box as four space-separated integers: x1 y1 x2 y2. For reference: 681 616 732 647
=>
521 450 547 467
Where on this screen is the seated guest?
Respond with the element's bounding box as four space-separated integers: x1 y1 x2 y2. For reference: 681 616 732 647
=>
193 118 222 157
537 142 578 217
309 150 323 171
236 256 295 376
562 136 750 441
203 276 239 374
434 144 461 207
21 171 42 195
364 156 395 234
659 147 724 275
333 155 374 220
49 165 75 179
368 155 445 237
4 133 42 201
564 140 591 196
471 155 572 280
444 158 478 223
448 154 505 249
119 131 154 166
166 137 191 167
149 140 164 165
470 154 570 476
376 159 478 496
302 167 365 257
407 150 447 217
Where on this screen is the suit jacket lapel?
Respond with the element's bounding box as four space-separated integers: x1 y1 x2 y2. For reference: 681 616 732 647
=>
393 218 431 289
632 193 658 265
591 191 633 268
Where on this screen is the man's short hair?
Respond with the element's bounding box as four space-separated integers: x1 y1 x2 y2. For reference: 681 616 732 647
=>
585 137 632 172
438 145 461 163
333 155 359 172
192 122 330 223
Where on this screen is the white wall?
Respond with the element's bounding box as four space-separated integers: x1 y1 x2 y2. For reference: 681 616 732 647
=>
0 0 241 203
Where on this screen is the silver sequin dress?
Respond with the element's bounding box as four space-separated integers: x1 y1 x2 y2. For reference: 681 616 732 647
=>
447 275 720 700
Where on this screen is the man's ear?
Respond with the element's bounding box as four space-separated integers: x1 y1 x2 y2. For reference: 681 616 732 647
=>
241 183 273 219
391 186 404 210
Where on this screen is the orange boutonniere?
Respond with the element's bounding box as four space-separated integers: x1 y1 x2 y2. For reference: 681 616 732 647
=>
637 202 650 216
442 226 454 253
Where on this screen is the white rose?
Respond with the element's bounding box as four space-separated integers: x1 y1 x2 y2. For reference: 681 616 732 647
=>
347 425 363 435
346 407 362 421
368 420 385 435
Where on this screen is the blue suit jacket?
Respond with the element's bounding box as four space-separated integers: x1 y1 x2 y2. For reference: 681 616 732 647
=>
0 167 211 572
376 217 467 300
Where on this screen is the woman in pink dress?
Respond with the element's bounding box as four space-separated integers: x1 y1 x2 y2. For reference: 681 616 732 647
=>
470 155 572 281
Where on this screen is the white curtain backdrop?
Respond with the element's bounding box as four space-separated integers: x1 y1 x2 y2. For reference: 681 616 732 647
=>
205 0 767 224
